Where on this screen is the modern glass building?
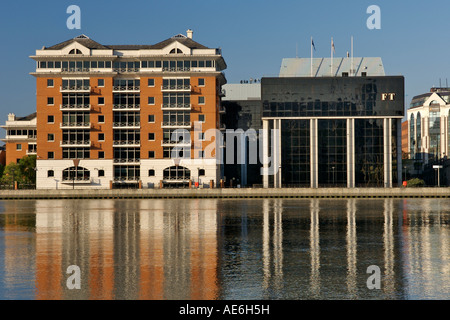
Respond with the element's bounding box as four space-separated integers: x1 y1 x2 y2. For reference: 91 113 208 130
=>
261 64 404 188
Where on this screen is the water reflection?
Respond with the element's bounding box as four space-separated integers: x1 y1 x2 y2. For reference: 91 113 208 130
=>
0 198 449 300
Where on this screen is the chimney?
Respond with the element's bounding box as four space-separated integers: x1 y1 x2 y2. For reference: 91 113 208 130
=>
8 113 15 121
187 29 193 39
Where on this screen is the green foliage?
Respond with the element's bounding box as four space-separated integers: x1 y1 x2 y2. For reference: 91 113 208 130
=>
0 155 36 186
406 178 425 188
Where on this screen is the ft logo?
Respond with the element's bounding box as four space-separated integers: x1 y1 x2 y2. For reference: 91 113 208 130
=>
66 265 81 289
367 5 381 30
67 5 81 30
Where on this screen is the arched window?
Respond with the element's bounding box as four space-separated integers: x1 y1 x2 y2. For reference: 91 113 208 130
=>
409 113 415 159
169 48 183 54
62 166 90 181
69 49 82 55
163 166 190 180
429 109 440 160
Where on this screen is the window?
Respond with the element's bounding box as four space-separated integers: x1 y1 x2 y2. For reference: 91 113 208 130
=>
148 115 155 123
62 166 90 181
47 79 54 87
98 79 104 87
48 134 54 142
98 151 105 159
16 144 22 151
198 169 205 176
68 49 82 55
48 115 54 123
148 169 155 177
98 170 105 177
148 133 155 141
198 78 205 86
148 151 155 158
148 97 155 105
199 96 205 105
98 97 105 105
98 115 105 123
148 79 155 87
98 133 105 141
199 114 205 122
48 151 54 159
47 170 54 178
47 97 54 105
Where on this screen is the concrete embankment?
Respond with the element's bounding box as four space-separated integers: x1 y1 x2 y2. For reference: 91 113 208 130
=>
0 188 449 200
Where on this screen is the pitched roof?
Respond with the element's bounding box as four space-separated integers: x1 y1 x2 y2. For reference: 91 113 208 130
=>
44 35 109 50
44 34 210 51
16 112 37 121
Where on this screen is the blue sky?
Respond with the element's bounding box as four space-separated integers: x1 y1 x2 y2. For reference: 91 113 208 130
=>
0 0 449 128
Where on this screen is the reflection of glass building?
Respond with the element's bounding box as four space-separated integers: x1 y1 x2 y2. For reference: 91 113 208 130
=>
407 88 450 164
261 57 404 188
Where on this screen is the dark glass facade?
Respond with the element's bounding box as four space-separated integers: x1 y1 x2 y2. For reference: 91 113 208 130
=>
281 120 310 187
262 77 404 118
261 76 404 187
318 119 347 186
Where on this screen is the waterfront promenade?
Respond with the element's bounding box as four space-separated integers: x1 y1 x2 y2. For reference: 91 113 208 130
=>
0 187 449 200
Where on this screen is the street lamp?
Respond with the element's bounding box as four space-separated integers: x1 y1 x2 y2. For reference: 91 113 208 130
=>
331 166 335 186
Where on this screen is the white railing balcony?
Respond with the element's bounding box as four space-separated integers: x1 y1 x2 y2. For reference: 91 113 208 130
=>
61 67 91 73
60 122 91 129
219 106 226 113
62 177 92 184
60 85 91 92
112 122 140 128
26 149 37 155
113 104 140 110
113 140 140 146
220 123 226 130
113 158 140 164
113 177 140 182
162 67 191 72
60 104 91 110
4 135 37 141
161 85 191 92
161 140 191 147
60 140 91 147
161 103 191 110
113 68 140 73
112 86 140 92
161 121 192 129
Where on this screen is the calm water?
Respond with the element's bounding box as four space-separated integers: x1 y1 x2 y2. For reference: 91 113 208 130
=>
0 198 449 300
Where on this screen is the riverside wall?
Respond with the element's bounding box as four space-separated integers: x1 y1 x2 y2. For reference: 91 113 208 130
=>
0 188 449 200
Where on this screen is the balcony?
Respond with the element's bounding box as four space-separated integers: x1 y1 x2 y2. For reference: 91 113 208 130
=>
113 68 140 73
161 121 192 129
61 177 92 184
161 85 191 92
60 85 91 92
162 67 191 72
60 104 91 111
112 86 140 92
220 123 226 130
61 67 91 73
219 106 226 114
60 140 91 147
161 140 191 147
60 122 91 129
112 122 140 129
113 158 140 164
113 104 140 111
4 134 36 141
113 140 140 147
26 145 37 155
161 103 191 111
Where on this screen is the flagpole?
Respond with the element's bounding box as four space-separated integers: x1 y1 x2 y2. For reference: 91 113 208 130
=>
331 37 333 76
311 37 313 77
351 36 354 76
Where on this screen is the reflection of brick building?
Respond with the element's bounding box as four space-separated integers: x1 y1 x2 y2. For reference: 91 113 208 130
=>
33 199 218 299
30 31 227 189
1 113 37 165
401 120 409 159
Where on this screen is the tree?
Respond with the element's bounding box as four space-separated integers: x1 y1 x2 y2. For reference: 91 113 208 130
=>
17 155 36 185
1 162 21 185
